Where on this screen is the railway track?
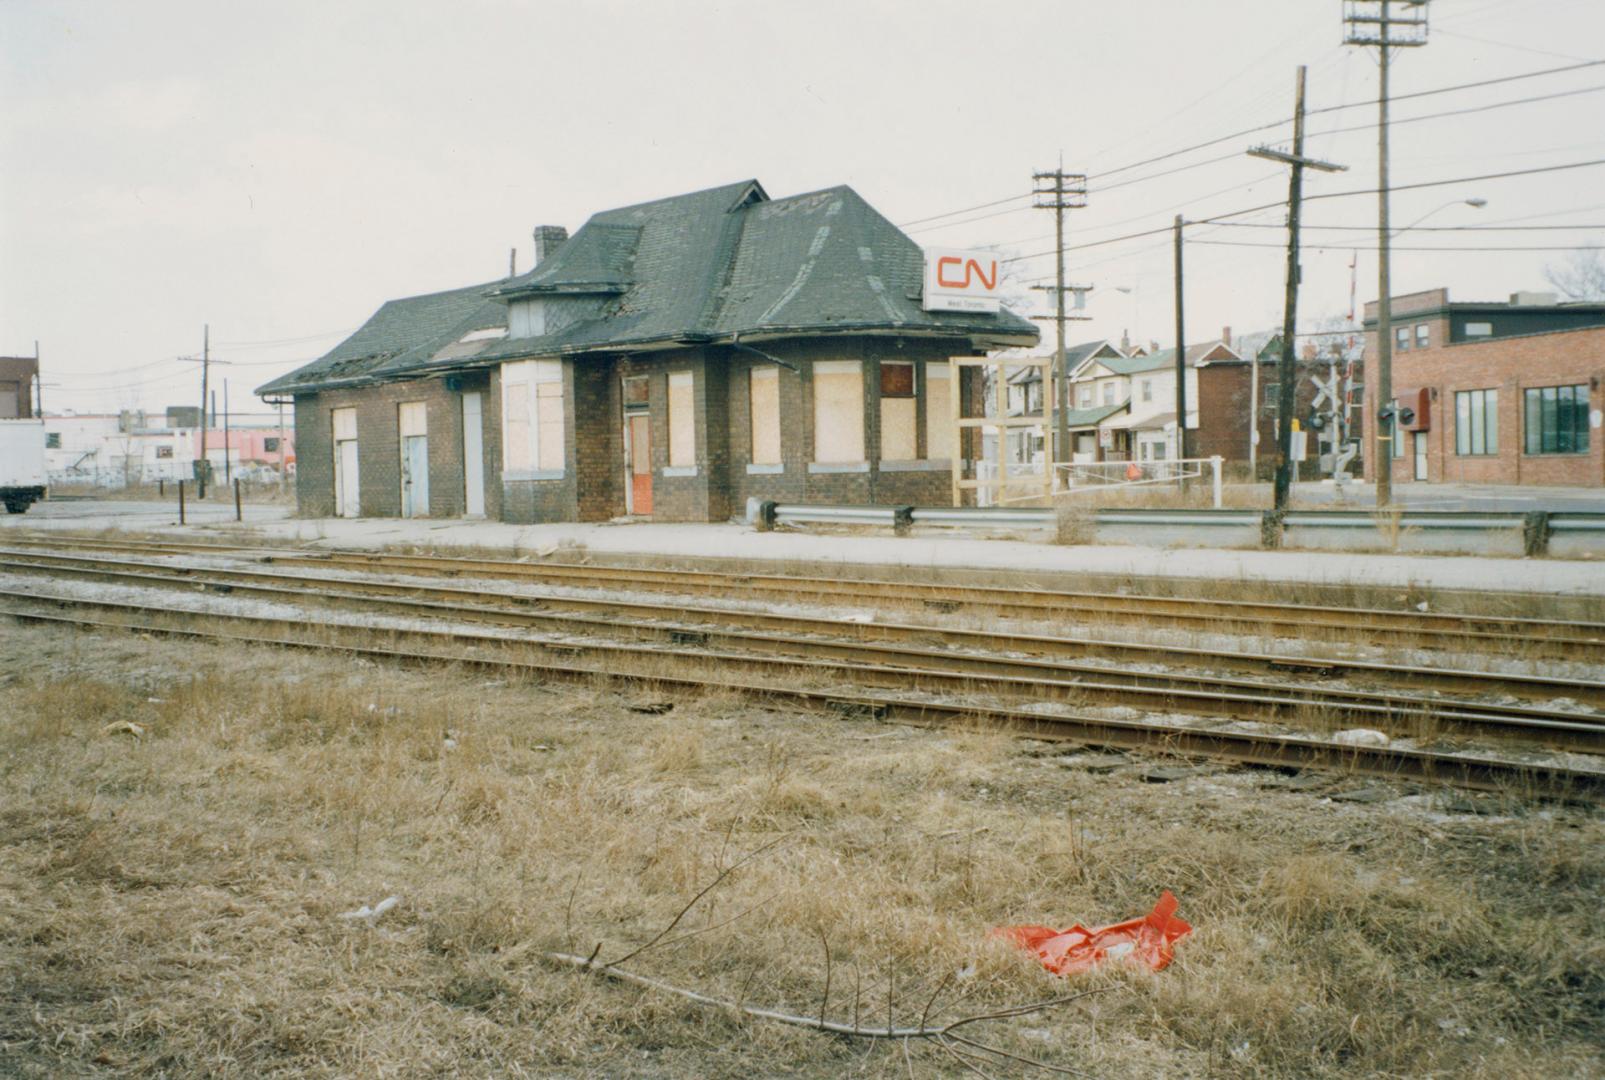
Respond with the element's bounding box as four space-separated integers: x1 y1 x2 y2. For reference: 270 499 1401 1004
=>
6 532 1602 660
2 546 1602 754
4 594 1601 801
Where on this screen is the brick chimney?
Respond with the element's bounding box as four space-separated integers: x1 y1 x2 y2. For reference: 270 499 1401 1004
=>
532 225 569 267
1221 325 1231 347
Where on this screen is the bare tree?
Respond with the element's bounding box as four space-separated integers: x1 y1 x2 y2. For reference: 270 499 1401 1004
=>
1543 247 1605 301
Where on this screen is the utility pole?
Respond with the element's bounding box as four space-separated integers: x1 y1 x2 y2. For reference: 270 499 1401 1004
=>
1030 166 1089 476
223 379 232 488
1345 0 1429 506
277 399 287 490
1172 215 1188 464
1249 65 1346 512
178 324 230 499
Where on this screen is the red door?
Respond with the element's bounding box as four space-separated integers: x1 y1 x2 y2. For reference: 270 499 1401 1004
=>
628 413 652 515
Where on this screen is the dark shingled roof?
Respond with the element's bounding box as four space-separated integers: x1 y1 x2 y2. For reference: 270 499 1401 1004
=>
259 179 1038 396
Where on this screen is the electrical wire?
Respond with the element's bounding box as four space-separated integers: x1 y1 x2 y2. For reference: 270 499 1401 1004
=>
1190 240 1605 252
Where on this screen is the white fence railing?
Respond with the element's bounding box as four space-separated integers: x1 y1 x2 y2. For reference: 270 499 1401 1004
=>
1053 455 1224 508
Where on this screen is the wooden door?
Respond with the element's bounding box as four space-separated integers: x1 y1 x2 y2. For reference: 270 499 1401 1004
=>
628 413 652 515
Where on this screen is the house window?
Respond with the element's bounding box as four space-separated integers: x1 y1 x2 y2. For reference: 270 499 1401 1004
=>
1078 387 1092 409
1141 379 1152 403
623 376 650 408
667 371 695 467
1524 384 1590 455
156 445 174 459
1464 321 1493 338
1395 326 1411 351
879 360 916 461
1454 389 1497 456
1101 382 1115 406
502 359 565 473
749 367 781 466
925 362 952 461
813 360 865 464
1263 381 1280 420
1415 323 1430 348
264 436 280 453
45 432 61 449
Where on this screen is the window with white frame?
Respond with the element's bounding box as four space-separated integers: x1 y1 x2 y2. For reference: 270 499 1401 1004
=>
879 360 916 460
1415 323 1430 348
749 367 781 465
501 359 564 473
667 371 695 467
1078 386 1092 408
813 360 865 463
1464 321 1493 338
1141 379 1152 402
1101 381 1115 405
1454 389 1497 456
925 362 952 461
1395 326 1411 351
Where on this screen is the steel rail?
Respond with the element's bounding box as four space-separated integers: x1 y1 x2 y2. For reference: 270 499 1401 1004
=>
4 533 1599 658
6 546 1603 709
1 569 1601 754
4 547 1602 713
3 596 1600 802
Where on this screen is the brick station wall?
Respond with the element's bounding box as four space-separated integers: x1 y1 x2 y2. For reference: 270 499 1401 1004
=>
1363 323 1605 487
292 374 495 519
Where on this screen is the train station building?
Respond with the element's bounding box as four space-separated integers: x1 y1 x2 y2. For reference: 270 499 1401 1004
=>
259 180 1037 522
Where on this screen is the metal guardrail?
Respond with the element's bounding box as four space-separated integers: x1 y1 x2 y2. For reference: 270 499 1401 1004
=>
747 499 1605 555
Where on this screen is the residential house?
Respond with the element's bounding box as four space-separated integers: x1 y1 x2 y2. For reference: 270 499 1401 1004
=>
258 179 1038 521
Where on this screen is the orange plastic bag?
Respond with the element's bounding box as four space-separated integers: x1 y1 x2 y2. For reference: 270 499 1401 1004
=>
992 890 1191 976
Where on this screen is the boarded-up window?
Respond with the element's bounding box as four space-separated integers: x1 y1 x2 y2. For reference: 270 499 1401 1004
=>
813 360 865 463
399 401 427 437
668 371 695 467
925 362 952 461
749 367 781 465
332 407 358 442
502 359 564 472
879 360 916 461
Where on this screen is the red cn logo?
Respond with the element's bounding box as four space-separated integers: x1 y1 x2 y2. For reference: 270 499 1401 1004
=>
936 256 998 291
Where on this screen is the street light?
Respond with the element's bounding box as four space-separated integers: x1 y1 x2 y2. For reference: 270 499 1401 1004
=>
1392 196 1486 238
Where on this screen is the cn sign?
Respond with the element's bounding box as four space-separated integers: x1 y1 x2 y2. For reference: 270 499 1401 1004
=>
923 248 1002 313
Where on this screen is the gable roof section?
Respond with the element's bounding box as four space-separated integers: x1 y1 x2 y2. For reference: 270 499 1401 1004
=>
1063 340 1126 379
261 179 1038 395
1103 340 1238 375
257 282 505 395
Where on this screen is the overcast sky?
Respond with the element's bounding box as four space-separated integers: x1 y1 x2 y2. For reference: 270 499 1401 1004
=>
4 0 1603 414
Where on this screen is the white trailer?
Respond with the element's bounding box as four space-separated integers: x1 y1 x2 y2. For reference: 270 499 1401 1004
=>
0 418 47 513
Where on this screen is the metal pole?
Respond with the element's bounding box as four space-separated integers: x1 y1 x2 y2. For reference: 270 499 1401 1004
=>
223 379 231 490
1173 215 1187 464
178 479 186 525
1053 173 1069 468
234 478 242 522
1375 2 1394 506
1274 66 1309 513
197 324 209 498
277 400 287 490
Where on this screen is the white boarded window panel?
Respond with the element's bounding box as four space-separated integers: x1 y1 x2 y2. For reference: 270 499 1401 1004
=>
813 360 865 463
398 401 427 437
502 373 531 470
668 371 695 467
881 399 916 460
749 367 781 464
925 363 952 461
332 407 358 442
536 382 564 469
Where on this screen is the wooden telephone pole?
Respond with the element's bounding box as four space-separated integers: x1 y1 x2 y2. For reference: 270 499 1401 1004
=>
1030 167 1089 472
1249 65 1346 513
1345 0 1429 506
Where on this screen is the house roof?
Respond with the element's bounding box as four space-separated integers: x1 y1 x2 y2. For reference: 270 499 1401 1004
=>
1103 340 1237 375
259 179 1038 396
1061 401 1128 428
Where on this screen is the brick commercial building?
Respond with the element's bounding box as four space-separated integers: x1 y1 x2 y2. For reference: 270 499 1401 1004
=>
259 180 1037 522
1361 288 1605 488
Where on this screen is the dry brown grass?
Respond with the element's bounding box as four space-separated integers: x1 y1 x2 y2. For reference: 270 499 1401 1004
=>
1 620 1602 1077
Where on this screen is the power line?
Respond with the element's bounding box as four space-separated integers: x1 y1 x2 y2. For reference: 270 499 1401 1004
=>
1191 240 1605 252
999 157 1605 264
897 59 1605 244
1208 221 1605 232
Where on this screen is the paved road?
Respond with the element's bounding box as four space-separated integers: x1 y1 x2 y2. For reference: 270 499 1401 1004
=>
2 497 292 528
1293 481 1605 513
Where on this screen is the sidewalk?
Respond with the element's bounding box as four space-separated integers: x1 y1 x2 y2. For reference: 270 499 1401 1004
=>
223 516 1605 597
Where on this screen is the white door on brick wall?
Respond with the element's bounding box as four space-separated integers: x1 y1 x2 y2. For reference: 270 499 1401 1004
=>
399 401 429 518
462 392 485 517
332 407 359 517
1413 431 1428 481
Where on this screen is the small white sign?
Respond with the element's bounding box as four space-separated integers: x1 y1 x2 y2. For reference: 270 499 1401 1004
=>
923 248 1002 313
